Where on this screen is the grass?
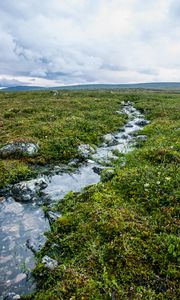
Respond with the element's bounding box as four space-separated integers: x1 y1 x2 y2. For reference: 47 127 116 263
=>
0 90 126 188
0 90 179 299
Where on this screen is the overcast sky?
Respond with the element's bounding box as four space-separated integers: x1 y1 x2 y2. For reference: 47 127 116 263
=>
0 0 180 87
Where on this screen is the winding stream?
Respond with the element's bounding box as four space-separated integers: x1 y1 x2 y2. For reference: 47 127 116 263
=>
0 102 149 299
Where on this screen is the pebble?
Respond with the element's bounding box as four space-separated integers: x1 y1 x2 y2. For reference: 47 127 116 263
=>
14 273 26 284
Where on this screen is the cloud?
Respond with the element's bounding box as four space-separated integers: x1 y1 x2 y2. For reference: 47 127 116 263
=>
0 77 28 87
0 0 179 86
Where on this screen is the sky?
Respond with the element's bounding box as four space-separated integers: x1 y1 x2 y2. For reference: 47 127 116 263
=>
0 0 180 87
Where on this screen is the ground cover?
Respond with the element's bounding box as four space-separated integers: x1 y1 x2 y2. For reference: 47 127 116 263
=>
26 91 180 299
0 90 126 188
0 90 179 299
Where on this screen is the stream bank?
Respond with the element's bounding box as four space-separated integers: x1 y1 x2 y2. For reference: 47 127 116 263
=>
0 102 149 299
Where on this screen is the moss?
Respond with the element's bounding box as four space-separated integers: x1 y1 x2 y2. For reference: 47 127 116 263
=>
0 160 34 188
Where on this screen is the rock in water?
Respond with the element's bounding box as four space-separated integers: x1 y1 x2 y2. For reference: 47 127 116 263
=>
3 293 21 300
78 144 95 158
134 119 150 126
0 141 39 158
26 235 47 254
11 178 48 202
103 133 118 146
47 211 61 225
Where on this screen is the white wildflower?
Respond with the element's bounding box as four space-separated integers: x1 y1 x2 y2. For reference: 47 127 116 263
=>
144 183 150 188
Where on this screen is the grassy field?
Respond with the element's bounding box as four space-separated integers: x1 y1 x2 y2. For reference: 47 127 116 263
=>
0 90 179 299
0 90 127 188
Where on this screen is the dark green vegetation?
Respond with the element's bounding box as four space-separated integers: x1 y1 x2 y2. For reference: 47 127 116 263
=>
0 90 126 188
0 90 179 299
25 91 179 299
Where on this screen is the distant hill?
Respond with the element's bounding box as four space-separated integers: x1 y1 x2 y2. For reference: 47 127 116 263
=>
2 82 180 92
1 85 46 91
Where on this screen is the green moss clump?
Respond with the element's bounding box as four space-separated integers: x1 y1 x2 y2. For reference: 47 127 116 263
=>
0 160 33 188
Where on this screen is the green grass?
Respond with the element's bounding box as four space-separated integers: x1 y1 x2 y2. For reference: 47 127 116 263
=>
22 90 179 300
1 90 179 299
0 90 126 188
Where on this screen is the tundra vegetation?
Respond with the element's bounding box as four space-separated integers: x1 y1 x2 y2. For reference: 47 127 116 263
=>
0 90 127 188
0 90 179 299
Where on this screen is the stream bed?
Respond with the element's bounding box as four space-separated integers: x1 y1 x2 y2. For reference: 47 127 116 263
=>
0 102 149 299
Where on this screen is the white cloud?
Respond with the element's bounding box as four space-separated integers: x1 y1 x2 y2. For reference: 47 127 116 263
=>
0 0 179 86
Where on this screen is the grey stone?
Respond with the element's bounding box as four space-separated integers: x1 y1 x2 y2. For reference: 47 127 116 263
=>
125 123 133 128
128 107 136 113
26 235 47 254
135 119 150 126
103 133 118 146
121 133 130 139
0 142 39 158
3 292 21 300
42 255 58 270
11 178 48 202
92 166 104 175
136 135 147 142
34 178 48 190
124 101 132 106
47 211 61 225
14 273 26 283
78 144 95 158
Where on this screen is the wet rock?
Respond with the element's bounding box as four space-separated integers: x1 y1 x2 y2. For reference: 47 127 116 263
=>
92 166 104 175
135 119 150 126
53 166 63 173
114 128 125 138
3 292 21 300
26 235 47 254
0 141 39 158
35 178 48 189
47 211 61 225
42 255 58 270
68 159 80 168
125 123 133 128
128 107 136 113
136 135 147 142
103 133 118 146
14 273 26 283
11 178 48 202
78 144 95 158
124 101 132 106
121 133 130 139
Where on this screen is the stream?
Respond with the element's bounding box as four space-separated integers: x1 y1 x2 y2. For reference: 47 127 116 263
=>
0 102 149 299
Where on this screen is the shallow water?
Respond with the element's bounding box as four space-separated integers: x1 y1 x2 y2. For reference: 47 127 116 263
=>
0 103 148 299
